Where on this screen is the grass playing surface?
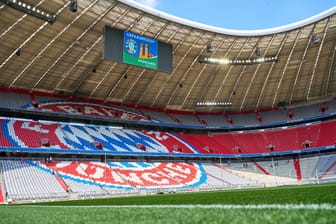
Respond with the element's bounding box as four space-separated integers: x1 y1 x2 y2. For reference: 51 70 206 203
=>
0 183 335 224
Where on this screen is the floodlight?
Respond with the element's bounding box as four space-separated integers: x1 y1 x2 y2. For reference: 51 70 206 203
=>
0 0 56 24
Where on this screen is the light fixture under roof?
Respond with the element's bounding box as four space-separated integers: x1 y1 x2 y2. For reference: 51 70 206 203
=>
199 55 278 65
311 34 320 44
206 41 214 53
0 0 56 24
196 101 232 107
255 45 261 56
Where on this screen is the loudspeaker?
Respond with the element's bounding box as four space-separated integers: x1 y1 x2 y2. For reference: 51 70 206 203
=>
277 101 286 107
70 0 77 12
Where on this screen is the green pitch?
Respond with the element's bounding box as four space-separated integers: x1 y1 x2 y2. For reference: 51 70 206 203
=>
0 183 335 224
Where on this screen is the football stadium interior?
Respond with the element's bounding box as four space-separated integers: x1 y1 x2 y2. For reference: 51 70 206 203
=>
0 0 335 205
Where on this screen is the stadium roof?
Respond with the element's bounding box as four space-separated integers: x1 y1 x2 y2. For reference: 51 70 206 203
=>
0 0 335 112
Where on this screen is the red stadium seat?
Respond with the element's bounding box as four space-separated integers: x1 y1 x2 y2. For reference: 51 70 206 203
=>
93 141 103 149
137 143 146 151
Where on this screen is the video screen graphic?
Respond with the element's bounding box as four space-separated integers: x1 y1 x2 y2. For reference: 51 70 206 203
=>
123 31 158 70
103 26 172 74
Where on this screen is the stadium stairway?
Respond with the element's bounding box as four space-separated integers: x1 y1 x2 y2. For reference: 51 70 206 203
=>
0 162 7 204
318 161 336 180
0 170 5 204
56 176 70 192
0 185 5 204
253 162 270 175
41 162 70 192
293 158 302 181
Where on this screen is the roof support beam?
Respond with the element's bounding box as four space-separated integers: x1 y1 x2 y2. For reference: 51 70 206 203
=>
240 36 275 111
0 1 46 40
55 36 103 92
325 33 336 96
272 30 300 108
307 17 330 99
33 0 117 90
288 29 312 104
150 28 195 107
49 0 103 90
204 39 236 111
8 1 89 87
194 37 228 112
0 0 51 72
217 38 251 112
180 35 219 109
72 14 126 96
165 32 205 108
255 34 287 109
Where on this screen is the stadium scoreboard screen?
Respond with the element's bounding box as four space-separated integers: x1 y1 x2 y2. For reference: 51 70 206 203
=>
103 26 173 74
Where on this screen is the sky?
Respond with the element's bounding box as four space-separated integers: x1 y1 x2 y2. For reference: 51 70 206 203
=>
133 0 336 30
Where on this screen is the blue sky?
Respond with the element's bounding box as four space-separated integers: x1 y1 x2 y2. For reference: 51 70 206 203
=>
134 0 336 30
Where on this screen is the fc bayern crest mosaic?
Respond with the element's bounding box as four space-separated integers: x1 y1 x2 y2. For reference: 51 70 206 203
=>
34 161 207 189
2 101 199 154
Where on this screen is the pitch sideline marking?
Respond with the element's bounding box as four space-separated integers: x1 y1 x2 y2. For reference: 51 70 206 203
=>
24 204 336 210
